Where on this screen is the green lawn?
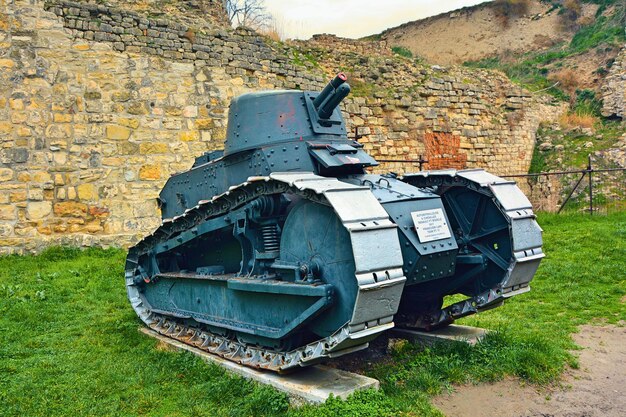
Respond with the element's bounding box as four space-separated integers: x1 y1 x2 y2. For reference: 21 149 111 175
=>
1 213 625 416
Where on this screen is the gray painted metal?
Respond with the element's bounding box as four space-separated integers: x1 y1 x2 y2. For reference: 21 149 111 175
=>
126 173 406 372
402 168 544 293
400 168 544 328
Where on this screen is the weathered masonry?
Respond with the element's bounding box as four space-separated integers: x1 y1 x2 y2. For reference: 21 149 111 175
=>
0 0 565 253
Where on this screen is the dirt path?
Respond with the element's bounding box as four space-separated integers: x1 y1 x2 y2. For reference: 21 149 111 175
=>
432 325 626 417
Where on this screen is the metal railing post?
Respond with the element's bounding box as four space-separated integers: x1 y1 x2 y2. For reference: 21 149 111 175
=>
557 171 586 214
587 154 593 216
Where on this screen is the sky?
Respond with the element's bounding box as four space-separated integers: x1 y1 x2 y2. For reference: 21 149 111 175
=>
264 0 488 40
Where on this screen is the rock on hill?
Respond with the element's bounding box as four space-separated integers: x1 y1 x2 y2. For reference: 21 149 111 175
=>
379 0 597 65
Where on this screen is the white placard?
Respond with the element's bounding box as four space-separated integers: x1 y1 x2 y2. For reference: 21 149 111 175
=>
411 208 452 243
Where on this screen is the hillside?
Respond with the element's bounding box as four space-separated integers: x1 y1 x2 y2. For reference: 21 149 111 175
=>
368 0 626 214
377 0 624 97
379 0 598 66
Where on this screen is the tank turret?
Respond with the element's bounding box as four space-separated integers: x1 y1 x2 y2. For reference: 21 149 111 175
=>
159 73 376 219
223 72 351 156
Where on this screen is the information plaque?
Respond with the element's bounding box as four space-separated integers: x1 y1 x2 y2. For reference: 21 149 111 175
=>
411 208 452 243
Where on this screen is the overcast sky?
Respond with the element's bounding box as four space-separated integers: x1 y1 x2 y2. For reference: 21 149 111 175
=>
264 0 488 39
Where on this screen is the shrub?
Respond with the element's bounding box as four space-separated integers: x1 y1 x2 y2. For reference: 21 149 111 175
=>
558 112 597 129
548 68 581 97
574 89 603 117
493 0 532 27
559 0 583 31
391 46 413 58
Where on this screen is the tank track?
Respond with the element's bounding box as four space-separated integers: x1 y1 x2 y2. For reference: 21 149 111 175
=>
400 169 545 329
126 172 406 372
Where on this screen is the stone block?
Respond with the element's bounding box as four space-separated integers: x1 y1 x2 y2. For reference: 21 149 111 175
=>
0 238 22 247
179 131 199 142
127 102 148 115
54 201 88 217
195 118 214 130
139 143 168 154
28 189 44 201
85 221 103 233
9 98 24 110
10 191 27 203
183 106 198 118
117 118 140 129
53 113 73 123
118 141 140 155
1 148 29 163
139 164 161 180
0 168 13 182
0 122 12 134
88 206 110 218
140 328 379 404
112 91 132 102
26 201 52 220
392 325 488 346
0 59 15 68
106 124 132 140
32 171 52 183
0 205 16 220
0 223 13 237
77 183 98 201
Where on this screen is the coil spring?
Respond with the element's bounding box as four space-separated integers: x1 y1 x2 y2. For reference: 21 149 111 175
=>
261 224 280 252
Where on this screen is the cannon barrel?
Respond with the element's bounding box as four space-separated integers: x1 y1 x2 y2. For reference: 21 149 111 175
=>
313 72 351 119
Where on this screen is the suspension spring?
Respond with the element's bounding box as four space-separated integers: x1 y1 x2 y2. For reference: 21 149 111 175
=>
261 224 280 252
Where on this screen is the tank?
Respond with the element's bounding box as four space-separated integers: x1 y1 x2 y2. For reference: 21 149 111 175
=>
125 74 544 372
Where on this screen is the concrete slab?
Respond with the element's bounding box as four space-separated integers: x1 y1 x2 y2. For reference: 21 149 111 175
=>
392 324 489 346
139 327 379 404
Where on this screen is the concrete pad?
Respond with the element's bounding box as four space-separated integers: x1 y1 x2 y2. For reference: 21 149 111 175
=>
392 324 488 346
139 327 379 404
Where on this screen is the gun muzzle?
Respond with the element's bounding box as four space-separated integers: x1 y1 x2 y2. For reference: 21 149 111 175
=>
313 73 351 119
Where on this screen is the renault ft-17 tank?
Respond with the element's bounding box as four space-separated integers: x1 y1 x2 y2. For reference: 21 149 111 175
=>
125 73 544 372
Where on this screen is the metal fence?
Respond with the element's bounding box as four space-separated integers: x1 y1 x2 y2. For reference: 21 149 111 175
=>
377 155 626 215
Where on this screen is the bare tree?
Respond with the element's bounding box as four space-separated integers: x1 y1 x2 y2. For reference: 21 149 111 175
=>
224 0 271 30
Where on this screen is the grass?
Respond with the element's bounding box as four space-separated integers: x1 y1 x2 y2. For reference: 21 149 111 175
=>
289 50 320 69
463 52 571 101
391 46 413 58
529 140 549 174
535 118 624 170
1 213 625 416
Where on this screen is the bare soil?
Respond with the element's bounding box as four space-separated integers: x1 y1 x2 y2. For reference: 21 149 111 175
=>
380 1 598 65
432 325 626 417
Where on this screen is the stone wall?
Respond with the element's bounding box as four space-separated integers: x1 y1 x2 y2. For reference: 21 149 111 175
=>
0 0 565 254
291 34 566 174
602 45 625 119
